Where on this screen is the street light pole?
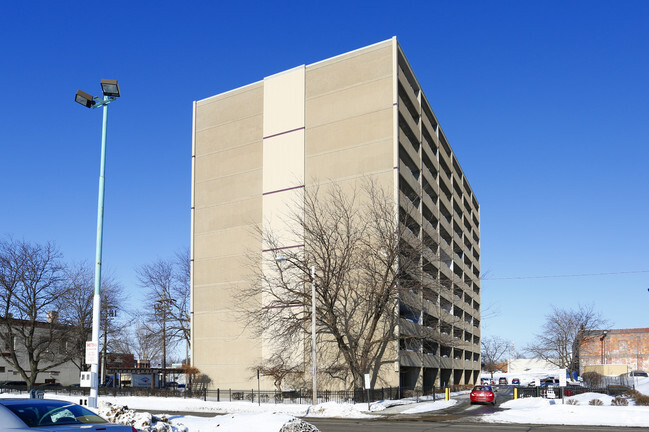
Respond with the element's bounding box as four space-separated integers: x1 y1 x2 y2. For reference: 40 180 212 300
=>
75 80 120 409
89 95 110 408
311 265 317 405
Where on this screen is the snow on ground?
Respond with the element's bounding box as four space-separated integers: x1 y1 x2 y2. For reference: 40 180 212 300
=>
401 399 456 414
479 381 649 428
480 392 649 428
2 378 649 430
370 391 467 412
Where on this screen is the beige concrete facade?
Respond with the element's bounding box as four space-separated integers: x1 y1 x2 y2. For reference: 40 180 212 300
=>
192 38 481 391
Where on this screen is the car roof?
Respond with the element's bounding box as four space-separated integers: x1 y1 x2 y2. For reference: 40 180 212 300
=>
0 398 70 406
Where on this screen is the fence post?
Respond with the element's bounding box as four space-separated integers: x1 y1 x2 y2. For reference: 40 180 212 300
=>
217 388 220 402
203 387 207 401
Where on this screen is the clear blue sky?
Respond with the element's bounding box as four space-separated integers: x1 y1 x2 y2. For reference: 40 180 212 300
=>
1 1 647 353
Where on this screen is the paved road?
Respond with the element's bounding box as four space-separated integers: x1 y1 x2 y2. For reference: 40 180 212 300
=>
307 418 635 432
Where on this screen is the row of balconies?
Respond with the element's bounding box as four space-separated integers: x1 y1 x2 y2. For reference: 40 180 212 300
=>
396 78 480 224
397 206 480 279
399 346 481 370
399 301 481 338
397 137 479 235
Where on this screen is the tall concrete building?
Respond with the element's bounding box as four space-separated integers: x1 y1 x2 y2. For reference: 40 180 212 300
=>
191 37 481 392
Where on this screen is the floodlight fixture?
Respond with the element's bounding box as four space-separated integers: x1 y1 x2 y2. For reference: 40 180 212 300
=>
100 79 120 97
75 90 96 108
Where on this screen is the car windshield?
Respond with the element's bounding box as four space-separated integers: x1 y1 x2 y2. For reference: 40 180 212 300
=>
6 402 107 427
474 386 491 391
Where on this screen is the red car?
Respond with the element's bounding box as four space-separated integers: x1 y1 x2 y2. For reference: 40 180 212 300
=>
470 385 496 405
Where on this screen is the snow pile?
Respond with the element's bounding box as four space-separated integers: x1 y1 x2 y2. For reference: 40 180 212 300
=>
163 413 318 432
280 417 320 431
99 401 188 432
98 401 319 432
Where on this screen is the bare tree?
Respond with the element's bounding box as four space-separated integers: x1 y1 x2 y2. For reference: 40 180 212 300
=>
481 336 512 379
251 352 304 393
57 262 125 375
525 304 608 372
0 238 73 388
111 320 160 366
136 249 190 368
239 180 463 390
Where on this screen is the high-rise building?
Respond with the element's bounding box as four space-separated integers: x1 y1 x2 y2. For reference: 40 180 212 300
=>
191 37 481 392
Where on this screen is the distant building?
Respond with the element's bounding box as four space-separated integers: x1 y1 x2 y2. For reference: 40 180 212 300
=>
579 328 649 375
0 318 80 386
103 353 135 369
507 358 560 374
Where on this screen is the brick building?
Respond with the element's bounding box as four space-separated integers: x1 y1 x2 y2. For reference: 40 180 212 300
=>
579 328 649 375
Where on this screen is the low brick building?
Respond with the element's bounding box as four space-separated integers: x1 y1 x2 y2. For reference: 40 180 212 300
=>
579 328 649 375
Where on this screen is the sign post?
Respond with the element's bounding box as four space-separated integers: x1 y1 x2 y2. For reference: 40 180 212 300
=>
364 373 371 411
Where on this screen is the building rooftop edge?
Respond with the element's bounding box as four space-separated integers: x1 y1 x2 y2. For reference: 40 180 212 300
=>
195 37 396 104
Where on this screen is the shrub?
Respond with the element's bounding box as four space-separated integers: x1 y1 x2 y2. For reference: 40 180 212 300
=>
588 399 604 406
624 389 649 406
582 371 603 387
566 399 579 405
611 397 629 406
634 394 649 406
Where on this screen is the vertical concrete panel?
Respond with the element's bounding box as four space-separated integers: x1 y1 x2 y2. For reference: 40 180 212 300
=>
263 130 305 193
262 188 304 250
263 66 306 137
262 66 306 366
262 65 305 248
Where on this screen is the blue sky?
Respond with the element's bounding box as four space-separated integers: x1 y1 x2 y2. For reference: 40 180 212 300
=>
1 1 647 352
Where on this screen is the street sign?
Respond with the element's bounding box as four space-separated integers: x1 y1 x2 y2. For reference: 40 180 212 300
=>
364 374 371 389
85 341 98 365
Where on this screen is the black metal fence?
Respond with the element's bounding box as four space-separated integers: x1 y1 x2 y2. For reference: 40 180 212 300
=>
0 384 207 400
204 387 401 404
515 384 634 400
0 384 403 405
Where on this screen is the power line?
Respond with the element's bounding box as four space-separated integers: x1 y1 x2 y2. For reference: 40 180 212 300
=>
482 270 649 281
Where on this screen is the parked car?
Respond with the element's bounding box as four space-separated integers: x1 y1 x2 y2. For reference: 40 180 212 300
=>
511 378 520 385
564 385 587 397
498 377 508 385
1 381 27 388
540 378 559 387
470 385 496 405
629 371 648 377
38 383 63 389
0 398 137 431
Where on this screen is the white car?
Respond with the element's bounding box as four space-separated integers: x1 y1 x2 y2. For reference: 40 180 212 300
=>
0 398 136 431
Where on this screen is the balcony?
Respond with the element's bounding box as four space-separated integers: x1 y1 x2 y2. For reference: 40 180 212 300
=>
398 65 420 109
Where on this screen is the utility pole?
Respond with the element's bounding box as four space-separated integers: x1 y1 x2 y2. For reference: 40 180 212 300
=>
155 297 173 387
